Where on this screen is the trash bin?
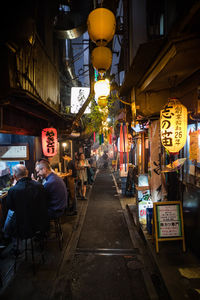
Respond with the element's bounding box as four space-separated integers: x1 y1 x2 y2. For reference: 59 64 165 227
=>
146 208 153 234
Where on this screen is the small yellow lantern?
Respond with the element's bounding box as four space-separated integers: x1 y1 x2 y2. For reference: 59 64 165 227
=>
91 46 112 74
87 8 116 46
160 98 187 154
94 79 110 100
97 96 108 107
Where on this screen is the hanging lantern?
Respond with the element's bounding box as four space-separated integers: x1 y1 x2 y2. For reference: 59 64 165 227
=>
42 128 58 157
160 98 187 154
87 8 116 46
94 79 110 100
97 96 108 107
91 46 112 74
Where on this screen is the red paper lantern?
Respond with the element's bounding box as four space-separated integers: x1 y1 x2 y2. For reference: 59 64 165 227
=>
42 128 58 157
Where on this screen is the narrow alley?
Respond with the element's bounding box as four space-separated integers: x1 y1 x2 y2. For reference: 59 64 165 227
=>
0 168 169 300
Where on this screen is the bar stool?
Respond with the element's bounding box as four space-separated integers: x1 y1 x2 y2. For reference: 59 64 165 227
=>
49 216 64 250
14 232 45 275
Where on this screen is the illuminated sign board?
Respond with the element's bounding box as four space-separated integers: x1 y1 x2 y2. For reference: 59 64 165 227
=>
71 87 90 114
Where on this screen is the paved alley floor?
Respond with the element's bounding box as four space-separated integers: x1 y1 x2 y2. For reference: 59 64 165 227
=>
0 169 169 300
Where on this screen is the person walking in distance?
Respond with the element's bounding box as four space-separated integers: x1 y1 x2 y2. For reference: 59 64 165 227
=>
76 153 88 200
63 151 77 215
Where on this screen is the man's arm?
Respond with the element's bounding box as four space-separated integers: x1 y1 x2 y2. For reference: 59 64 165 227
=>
6 188 15 211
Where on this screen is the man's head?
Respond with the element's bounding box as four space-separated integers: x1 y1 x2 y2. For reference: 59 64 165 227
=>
36 160 51 179
13 164 28 181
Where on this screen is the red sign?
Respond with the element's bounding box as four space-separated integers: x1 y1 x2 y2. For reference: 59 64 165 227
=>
42 128 58 157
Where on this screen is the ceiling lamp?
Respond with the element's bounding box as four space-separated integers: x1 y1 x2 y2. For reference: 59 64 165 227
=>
87 8 116 46
160 98 187 154
94 79 110 100
91 46 112 74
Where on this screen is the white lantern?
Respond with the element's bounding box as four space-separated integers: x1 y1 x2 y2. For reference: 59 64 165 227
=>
94 79 110 99
160 98 187 154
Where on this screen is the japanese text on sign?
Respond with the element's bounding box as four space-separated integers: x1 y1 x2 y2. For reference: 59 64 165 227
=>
0 145 28 159
157 205 182 237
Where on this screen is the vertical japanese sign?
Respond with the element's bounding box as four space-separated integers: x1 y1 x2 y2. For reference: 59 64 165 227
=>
71 87 90 114
42 128 58 157
149 120 163 202
160 98 187 154
189 130 199 161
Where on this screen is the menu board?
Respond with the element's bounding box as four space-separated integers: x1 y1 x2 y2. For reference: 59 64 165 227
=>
153 201 185 253
0 144 29 160
156 204 181 238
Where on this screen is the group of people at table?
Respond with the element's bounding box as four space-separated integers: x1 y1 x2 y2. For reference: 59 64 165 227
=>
0 152 93 252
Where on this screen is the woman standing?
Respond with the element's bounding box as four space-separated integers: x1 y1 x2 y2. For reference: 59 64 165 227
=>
76 153 88 200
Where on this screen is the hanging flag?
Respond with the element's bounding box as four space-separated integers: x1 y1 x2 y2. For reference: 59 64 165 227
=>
94 132 96 143
120 123 123 170
99 133 102 145
101 133 104 144
123 123 127 171
109 133 112 144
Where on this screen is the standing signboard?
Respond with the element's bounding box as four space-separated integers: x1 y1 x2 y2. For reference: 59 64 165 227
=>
153 201 186 253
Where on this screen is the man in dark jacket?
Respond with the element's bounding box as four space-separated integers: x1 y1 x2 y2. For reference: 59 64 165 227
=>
3 164 49 240
36 160 68 218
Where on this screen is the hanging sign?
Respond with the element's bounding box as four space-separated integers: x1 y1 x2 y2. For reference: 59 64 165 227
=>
153 201 186 253
42 128 58 157
189 130 199 161
160 98 187 154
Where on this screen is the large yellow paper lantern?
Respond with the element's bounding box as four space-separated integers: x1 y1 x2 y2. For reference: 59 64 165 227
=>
91 46 112 74
94 79 110 99
160 98 187 154
87 8 116 46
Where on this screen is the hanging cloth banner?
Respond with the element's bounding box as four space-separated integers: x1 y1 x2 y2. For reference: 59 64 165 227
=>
123 123 127 171
120 123 123 170
99 133 102 145
189 130 198 161
109 133 112 144
101 133 104 144
94 132 96 143
149 120 167 202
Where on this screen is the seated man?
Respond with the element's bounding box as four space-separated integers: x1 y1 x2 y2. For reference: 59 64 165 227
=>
36 160 68 218
3 164 49 243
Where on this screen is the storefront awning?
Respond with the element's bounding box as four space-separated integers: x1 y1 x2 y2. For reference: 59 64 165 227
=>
119 38 166 96
138 36 200 93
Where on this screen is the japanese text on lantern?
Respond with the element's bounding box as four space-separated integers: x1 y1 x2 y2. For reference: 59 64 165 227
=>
42 128 58 157
161 102 174 147
160 98 187 153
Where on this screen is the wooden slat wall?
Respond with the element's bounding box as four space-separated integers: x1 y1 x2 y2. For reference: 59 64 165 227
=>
14 37 60 111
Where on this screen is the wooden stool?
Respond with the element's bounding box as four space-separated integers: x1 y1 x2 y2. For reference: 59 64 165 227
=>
49 216 64 250
14 233 45 275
